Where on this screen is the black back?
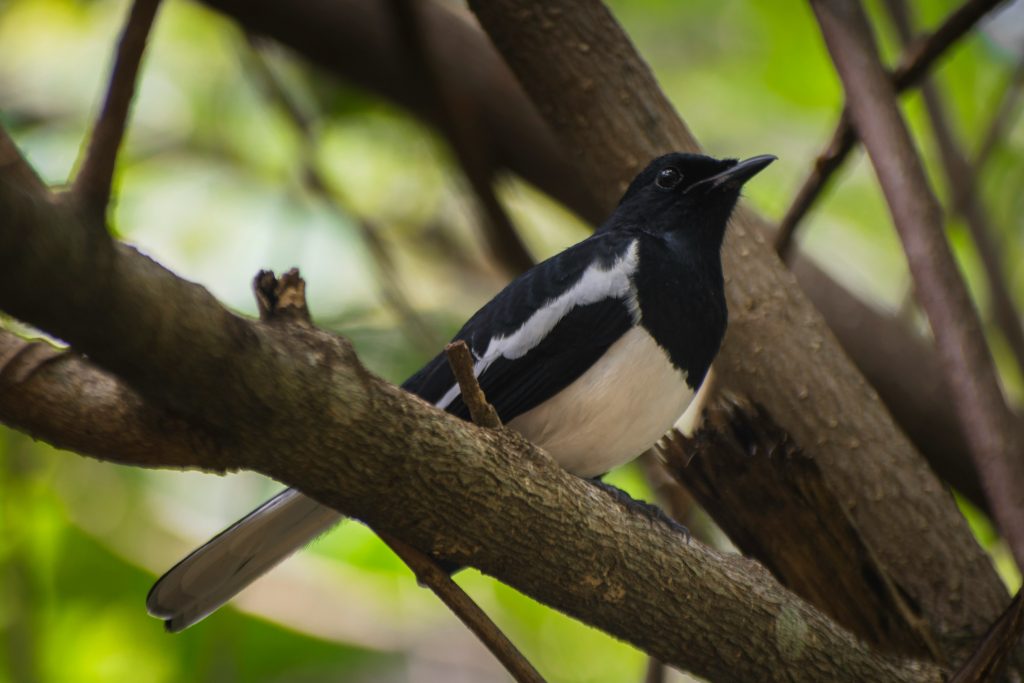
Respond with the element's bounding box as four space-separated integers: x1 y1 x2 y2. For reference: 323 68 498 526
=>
405 152 758 421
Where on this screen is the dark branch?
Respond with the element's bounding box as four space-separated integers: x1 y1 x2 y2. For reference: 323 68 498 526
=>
387 0 534 275
0 330 221 471
810 0 1024 572
775 0 1006 258
72 0 162 223
882 0 1024 386
379 531 546 683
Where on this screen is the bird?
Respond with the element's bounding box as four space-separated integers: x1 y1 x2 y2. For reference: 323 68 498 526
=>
146 152 775 632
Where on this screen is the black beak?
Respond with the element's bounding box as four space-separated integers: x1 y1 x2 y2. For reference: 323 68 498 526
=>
689 154 777 193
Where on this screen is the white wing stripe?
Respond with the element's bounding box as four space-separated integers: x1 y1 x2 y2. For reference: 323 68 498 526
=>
436 239 640 410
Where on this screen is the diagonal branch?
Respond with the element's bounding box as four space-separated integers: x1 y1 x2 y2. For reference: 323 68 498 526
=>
810 0 1024 572
882 0 1024 386
774 0 1007 258
387 0 534 275
378 531 545 683
72 0 162 223
0 330 218 470
949 590 1024 683
445 340 502 428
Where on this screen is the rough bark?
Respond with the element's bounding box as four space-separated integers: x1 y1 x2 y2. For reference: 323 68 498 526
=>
0 141 944 683
194 0 990 513
788 258 984 510
467 0 1010 663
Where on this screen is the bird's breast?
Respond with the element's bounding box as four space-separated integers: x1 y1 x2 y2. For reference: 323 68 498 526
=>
507 325 695 478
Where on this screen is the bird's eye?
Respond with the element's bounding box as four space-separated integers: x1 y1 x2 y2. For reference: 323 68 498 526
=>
655 167 682 189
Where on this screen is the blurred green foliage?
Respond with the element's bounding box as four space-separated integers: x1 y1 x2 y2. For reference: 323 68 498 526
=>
1 0 1022 680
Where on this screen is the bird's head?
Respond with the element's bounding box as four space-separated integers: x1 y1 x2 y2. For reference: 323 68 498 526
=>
609 152 775 246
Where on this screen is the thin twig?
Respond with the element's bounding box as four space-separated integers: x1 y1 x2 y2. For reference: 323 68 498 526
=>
445 340 502 429
810 0 1024 572
244 39 440 355
883 0 1024 386
378 531 545 683
774 113 855 256
776 0 1006 258
388 0 534 275
71 0 161 223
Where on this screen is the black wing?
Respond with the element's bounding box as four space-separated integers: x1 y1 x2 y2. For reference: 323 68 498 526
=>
402 230 638 423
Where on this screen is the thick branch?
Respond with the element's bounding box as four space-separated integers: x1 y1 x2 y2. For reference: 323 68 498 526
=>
810 0 1024 571
0 330 219 470
468 0 1011 661
0 138 941 683
72 0 162 222
788 257 987 511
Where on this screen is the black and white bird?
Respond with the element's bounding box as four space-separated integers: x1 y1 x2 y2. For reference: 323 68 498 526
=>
147 152 775 631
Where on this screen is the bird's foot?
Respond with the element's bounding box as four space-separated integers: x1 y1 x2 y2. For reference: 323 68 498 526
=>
588 478 690 542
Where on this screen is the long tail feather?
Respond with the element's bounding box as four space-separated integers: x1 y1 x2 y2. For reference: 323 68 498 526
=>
146 489 342 631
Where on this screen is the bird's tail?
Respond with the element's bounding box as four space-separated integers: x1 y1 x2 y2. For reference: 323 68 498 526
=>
146 488 342 632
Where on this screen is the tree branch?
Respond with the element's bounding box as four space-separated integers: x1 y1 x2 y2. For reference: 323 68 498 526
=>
0 330 218 470
388 0 534 275
71 0 162 223
810 0 1024 572
0 131 943 683
467 0 1012 662
883 0 1024 385
378 531 546 683
775 0 1007 258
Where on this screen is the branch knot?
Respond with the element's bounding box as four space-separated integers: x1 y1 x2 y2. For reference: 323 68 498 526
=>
253 268 312 325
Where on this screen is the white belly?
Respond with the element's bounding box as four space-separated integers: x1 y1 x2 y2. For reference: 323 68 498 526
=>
508 326 695 478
